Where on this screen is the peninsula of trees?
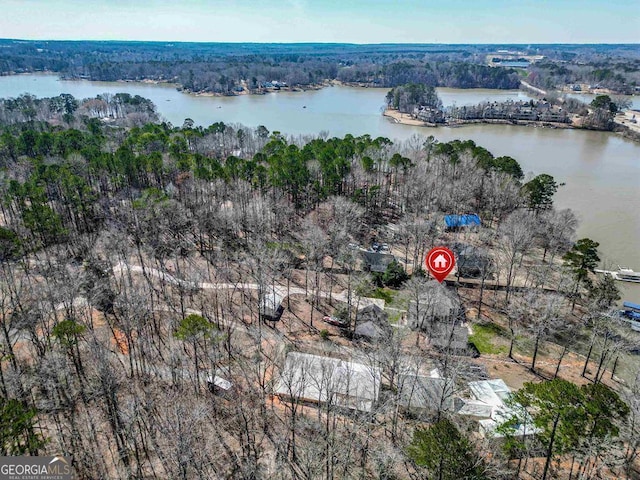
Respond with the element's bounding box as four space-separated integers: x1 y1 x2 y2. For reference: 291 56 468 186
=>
384 82 636 135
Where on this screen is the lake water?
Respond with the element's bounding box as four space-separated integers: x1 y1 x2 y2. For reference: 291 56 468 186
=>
1 73 639 302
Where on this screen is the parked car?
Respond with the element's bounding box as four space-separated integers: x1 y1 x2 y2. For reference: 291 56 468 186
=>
323 315 348 328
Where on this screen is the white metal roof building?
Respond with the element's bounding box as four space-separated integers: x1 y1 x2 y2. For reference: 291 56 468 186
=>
458 379 540 438
206 375 233 391
468 379 511 407
274 352 381 413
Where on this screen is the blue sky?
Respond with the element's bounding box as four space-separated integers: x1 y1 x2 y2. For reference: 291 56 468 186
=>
1 0 638 43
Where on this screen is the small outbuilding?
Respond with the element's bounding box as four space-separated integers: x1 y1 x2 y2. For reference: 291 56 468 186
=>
206 375 234 397
259 289 284 321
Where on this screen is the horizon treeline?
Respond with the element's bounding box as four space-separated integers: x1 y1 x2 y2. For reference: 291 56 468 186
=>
1 40 638 95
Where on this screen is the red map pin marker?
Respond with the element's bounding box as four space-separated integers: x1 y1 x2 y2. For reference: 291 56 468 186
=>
425 247 456 283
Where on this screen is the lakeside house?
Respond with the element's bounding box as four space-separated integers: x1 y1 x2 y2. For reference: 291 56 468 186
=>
274 352 381 412
408 282 461 326
407 282 470 353
450 242 492 278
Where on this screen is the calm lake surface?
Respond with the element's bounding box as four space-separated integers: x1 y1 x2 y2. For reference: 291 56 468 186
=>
1 74 639 302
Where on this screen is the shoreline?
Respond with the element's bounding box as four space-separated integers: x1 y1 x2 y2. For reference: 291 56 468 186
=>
383 107 640 143
2 71 637 99
383 107 575 130
182 82 329 97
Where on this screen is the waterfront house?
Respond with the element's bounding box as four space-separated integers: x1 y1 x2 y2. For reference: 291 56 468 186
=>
408 281 462 330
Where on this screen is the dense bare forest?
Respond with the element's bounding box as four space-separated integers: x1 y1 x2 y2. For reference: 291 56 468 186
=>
0 94 639 479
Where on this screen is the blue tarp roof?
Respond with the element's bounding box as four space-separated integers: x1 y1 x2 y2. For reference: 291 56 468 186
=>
445 214 481 228
623 301 640 311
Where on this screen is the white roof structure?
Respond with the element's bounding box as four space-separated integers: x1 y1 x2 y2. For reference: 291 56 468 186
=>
274 352 381 412
455 398 495 418
206 375 233 391
481 405 541 438
458 379 540 438
260 289 283 311
468 379 511 407
260 288 284 320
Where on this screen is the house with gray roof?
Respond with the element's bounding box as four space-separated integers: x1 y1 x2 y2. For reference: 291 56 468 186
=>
361 251 396 273
398 373 455 412
408 282 462 331
354 304 392 341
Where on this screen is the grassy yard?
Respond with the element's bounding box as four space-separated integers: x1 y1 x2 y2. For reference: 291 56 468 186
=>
367 287 396 305
469 322 509 355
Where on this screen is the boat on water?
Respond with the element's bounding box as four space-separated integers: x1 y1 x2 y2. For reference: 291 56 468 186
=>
615 267 640 283
594 266 640 283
